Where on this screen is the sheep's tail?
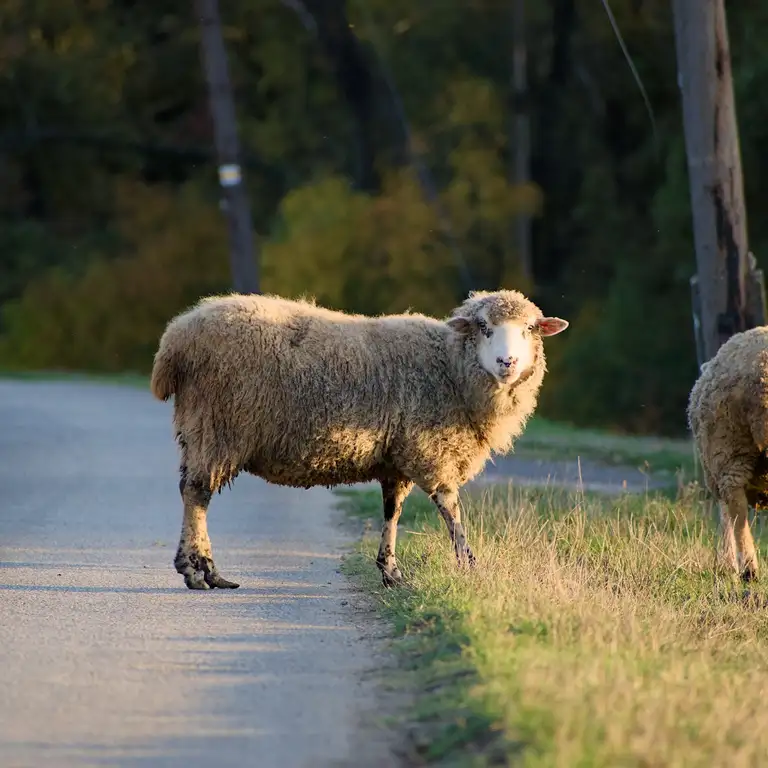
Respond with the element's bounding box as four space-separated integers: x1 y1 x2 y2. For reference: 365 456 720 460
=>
150 325 184 401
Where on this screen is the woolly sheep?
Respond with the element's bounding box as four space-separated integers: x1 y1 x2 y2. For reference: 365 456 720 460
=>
150 290 569 590
688 326 768 581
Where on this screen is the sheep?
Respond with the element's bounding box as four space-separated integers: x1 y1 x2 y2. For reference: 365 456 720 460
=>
688 326 768 582
150 289 569 590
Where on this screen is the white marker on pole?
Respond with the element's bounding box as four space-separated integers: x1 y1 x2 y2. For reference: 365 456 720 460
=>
218 164 241 187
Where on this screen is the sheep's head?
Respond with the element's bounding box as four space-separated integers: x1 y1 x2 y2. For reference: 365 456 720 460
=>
446 290 569 386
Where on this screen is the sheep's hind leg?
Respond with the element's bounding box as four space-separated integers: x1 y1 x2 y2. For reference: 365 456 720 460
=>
718 501 739 575
174 468 239 590
431 488 476 568
376 477 413 587
720 485 759 582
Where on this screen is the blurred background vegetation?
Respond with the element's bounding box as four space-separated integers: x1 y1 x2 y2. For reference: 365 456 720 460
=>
2 0 767 436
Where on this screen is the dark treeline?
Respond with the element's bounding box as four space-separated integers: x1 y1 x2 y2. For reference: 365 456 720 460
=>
2 1 768 436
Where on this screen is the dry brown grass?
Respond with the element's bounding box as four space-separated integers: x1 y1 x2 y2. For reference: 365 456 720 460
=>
340 483 768 766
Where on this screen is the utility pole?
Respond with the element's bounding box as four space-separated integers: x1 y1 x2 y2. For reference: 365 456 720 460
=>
672 0 765 369
511 0 533 290
195 0 259 294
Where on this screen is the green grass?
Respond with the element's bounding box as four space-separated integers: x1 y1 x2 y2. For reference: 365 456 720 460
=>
338 484 768 767
515 417 695 479
0 369 148 389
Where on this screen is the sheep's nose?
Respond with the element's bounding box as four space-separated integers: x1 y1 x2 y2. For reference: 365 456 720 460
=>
497 356 518 368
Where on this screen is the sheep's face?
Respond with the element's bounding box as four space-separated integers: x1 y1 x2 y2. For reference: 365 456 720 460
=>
476 314 537 385
447 291 569 386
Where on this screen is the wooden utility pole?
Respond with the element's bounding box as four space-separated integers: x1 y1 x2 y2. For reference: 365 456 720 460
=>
195 0 259 294
511 0 533 289
672 0 765 368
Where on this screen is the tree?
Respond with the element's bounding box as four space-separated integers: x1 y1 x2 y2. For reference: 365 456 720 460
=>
672 0 765 366
510 0 533 289
195 0 260 293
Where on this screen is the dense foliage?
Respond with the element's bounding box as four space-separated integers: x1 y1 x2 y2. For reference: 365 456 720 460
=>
2 1 768 435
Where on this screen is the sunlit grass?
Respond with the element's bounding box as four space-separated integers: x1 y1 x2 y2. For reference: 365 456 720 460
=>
339 483 768 767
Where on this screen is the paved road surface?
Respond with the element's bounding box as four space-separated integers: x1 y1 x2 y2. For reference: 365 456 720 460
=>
479 453 668 494
0 380 397 768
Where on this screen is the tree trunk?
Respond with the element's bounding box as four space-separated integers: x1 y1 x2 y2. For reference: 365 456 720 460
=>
283 0 472 292
300 0 406 191
195 0 259 294
672 0 763 365
530 0 575 289
511 0 533 289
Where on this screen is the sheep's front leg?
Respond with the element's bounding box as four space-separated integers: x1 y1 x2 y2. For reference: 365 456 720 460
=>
174 468 239 590
376 477 413 587
431 488 476 568
721 487 759 582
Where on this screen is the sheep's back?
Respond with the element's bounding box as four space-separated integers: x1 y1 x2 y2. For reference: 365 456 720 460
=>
172 294 457 486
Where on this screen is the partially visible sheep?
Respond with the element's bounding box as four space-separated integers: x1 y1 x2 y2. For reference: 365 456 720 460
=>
688 327 768 581
150 290 569 590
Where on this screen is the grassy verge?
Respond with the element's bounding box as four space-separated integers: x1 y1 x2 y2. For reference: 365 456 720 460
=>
338 484 768 766
0 369 148 388
515 417 694 478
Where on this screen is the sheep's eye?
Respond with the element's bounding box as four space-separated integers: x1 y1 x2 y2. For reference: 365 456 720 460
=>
478 320 493 338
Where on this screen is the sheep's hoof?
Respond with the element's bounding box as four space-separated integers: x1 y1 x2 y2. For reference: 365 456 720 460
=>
456 546 477 570
183 569 240 590
183 569 212 590
381 567 403 588
741 563 759 583
377 559 403 587
207 573 240 589
177 551 240 590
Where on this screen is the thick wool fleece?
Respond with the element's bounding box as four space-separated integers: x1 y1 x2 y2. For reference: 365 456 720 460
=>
151 291 547 495
688 326 768 505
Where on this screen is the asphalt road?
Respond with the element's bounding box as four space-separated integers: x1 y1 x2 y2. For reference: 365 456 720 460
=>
479 453 667 494
0 380 397 768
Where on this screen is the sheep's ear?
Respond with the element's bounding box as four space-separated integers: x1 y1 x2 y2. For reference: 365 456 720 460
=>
447 316 473 335
536 317 569 336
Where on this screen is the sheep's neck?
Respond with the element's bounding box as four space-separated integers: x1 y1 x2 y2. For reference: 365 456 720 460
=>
450 353 523 455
